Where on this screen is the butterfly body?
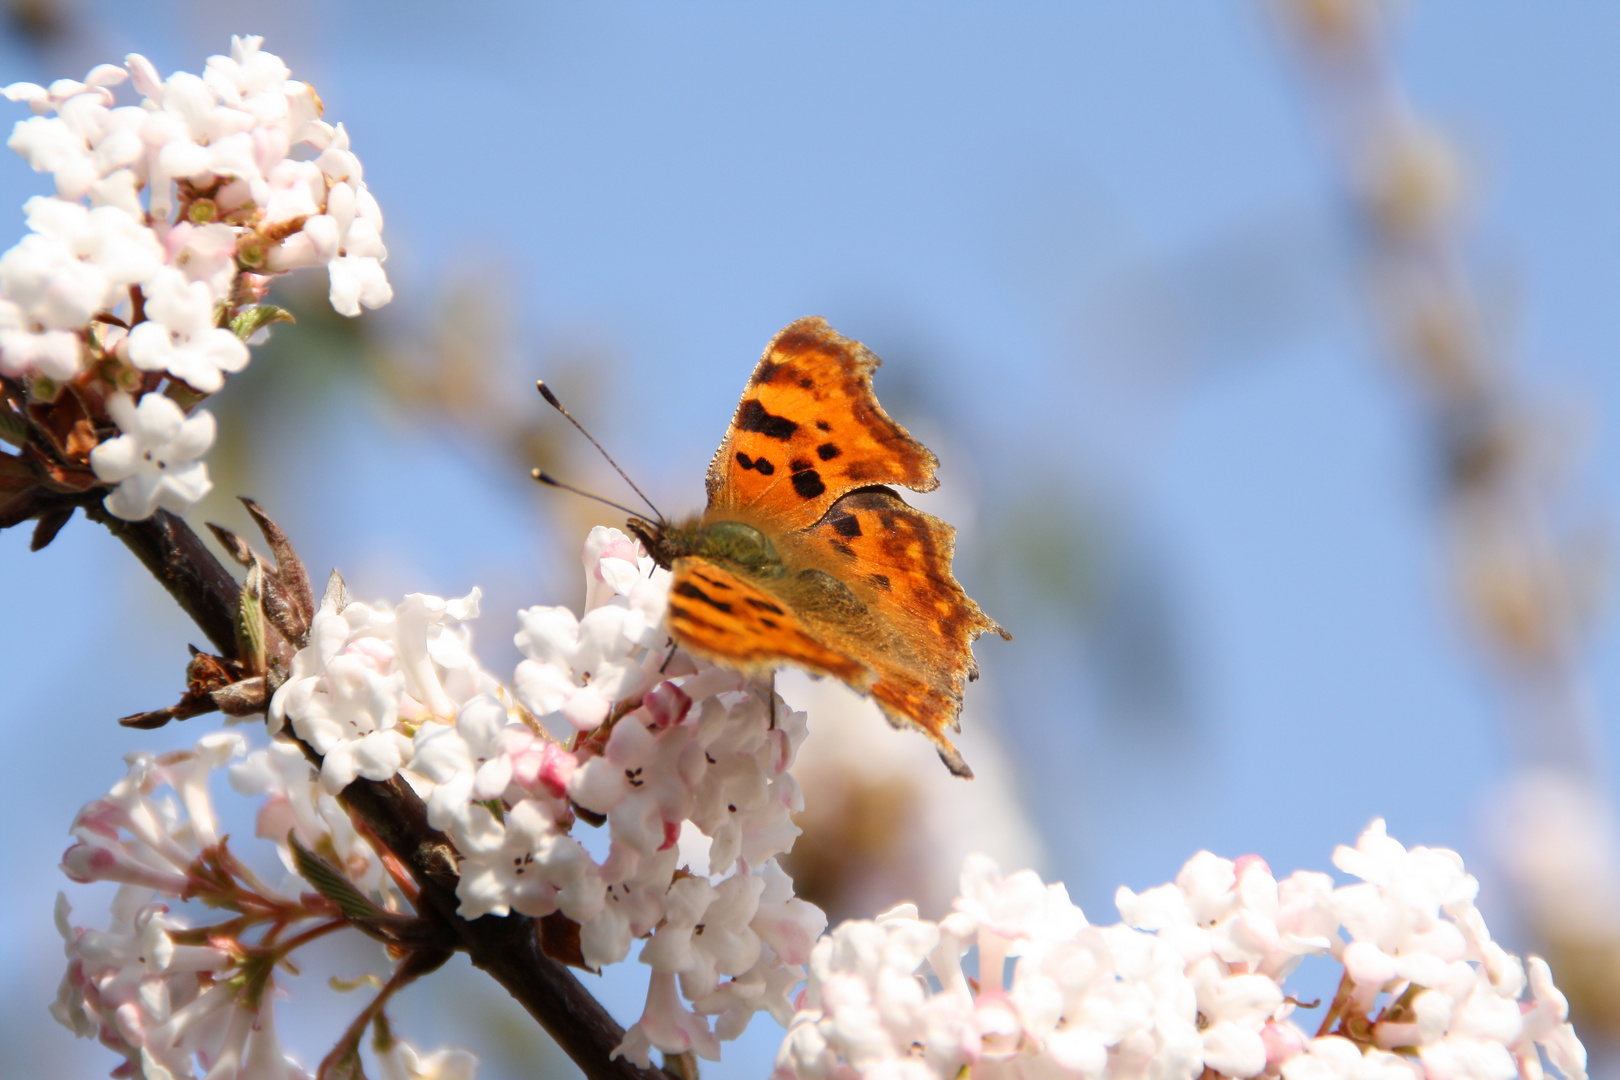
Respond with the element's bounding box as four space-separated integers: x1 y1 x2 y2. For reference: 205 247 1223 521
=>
630 318 1008 777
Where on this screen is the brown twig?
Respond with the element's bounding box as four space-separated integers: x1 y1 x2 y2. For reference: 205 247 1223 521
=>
81 502 676 1080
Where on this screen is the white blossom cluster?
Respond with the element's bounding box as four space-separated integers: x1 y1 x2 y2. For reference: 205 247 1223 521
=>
267 526 829 1066
776 823 1587 1080
53 731 472 1080
2 37 391 520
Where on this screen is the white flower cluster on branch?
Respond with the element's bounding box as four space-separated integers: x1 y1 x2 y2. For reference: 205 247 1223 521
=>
50 515 1598 1080
262 525 828 1065
777 824 1587 1080
56 524 832 1076
52 732 437 1080
1 37 391 521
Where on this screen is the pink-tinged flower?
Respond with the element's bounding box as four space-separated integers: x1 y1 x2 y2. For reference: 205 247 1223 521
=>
615 971 722 1066
695 946 808 1038
161 220 239 299
51 895 234 1078
775 829 1589 1080
62 746 219 892
5 63 127 113
0 295 79 378
512 599 661 733
409 695 530 831
569 705 701 855
508 736 577 800
751 861 827 969
144 980 312 1080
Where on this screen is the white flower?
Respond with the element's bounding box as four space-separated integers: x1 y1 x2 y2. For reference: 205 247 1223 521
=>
260 122 392 316
513 604 660 732
89 392 215 521
126 266 249 392
776 831 1589 1080
269 587 497 793
0 196 161 377
0 295 78 379
450 798 602 922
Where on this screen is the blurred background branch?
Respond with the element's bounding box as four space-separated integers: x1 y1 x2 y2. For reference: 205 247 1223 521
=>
1272 0 1620 1040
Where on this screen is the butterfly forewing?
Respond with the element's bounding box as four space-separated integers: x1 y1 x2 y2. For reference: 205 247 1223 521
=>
706 317 939 531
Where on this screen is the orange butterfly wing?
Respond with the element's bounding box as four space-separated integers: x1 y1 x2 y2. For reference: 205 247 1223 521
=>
804 487 1008 776
666 557 872 688
705 317 939 530
670 317 1006 778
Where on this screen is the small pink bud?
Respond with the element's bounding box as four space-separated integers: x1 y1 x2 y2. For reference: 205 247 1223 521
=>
1262 1021 1305 1068
642 681 692 729
1234 853 1272 879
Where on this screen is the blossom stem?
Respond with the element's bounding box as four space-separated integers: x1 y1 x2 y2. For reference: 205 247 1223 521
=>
273 917 349 958
1315 971 1354 1039
317 945 452 1079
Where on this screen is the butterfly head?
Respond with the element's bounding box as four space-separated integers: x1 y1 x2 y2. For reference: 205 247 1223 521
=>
628 515 787 580
625 515 681 570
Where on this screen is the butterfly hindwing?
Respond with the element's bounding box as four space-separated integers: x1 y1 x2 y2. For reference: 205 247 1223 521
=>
805 486 1009 776
667 556 873 688
706 317 939 531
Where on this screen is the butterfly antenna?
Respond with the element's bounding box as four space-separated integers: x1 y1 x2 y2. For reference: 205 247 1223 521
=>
536 380 664 521
531 469 650 520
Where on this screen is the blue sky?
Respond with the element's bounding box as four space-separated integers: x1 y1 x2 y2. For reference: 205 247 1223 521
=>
3 5 1619 1078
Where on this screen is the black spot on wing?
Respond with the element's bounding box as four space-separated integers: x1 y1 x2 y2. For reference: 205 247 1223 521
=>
831 541 855 558
815 420 831 432
817 442 841 461
736 452 753 469
790 458 812 473
869 573 891 590
753 457 774 475
753 359 787 385
674 580 732 613
744 596 787 615
791 469 826 499
830 512 861 538
737 398 798 441
798 377 814 389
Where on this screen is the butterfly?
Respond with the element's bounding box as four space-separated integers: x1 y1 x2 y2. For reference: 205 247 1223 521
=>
626 317 1008 777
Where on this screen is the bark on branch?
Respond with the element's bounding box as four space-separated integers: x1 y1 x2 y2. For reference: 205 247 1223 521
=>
84 503 673 1080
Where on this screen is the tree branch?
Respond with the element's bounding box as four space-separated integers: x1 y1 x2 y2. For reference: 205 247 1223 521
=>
82 503 672 1080
83 501 242 659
